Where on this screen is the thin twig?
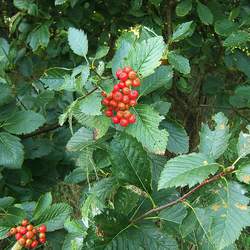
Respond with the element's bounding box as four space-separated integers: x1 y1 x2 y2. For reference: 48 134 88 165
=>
131 166 235 224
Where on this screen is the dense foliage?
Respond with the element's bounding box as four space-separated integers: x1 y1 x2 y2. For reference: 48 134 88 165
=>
1 0 250 249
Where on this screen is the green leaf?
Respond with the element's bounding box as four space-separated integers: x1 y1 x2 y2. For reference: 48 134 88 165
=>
79 92 102 115
125 104 168 155
158 153 219 189
0 132 24 169
176 0 192 17
95 45 109 59
110 134 152 192
236 162 250 184
0 38 9 66
172 21 194 42
55 0 68 5
2 111 45 135
27 24 50 51
64 167 86 184
34 203 72 231
199 112 230 160
112 40 132 78
152 101 171 115
73 105 111 139
103 224 178 250
81 178 119 226
66 127 95 152
161 119 189 154
209 182 250 249
0 197 15 209
39 67 71 91
168 51 190 74
229 85 250 108
197 1 214 25
0 82 12 106
237 126 250 158
223 31 250 47
214 19 238 37
159 203 187 224
68 27 88 57
33 192 52 219
139 65 173 96
125 36 165 78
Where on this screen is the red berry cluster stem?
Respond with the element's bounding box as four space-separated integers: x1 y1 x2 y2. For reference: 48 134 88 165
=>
8 219 47 249
101 66 140 127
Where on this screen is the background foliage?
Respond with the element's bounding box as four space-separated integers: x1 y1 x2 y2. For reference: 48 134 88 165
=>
0 0 250 249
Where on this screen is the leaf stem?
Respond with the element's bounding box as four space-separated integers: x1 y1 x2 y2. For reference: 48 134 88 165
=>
131 166 235 224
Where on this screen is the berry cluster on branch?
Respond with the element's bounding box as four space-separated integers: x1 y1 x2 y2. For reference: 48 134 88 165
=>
101 66 140 127
8 219 47 249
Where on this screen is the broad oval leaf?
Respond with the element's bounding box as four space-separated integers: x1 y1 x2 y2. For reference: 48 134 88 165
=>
34 203 72 231
125 104 168 155
176 0 192 17
197 1 213 25
168 51 190 74
237 125 250 158
2 111 45 135
223 31 250 47
172 21 194 42
0 132 24 169
236 162 250 184
199 112 230 160
110 134 152 192
33 192 52 219
158 153 219 189
125 36 165 78
68 27 88 57
139 65 173 96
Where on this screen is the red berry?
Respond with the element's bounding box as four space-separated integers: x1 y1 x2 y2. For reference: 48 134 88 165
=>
129 99 137 106
26 231 34 239
125 104 130 110
122 87 130 95
128 114 136 124
15 232 22 240
39 237 46 244
116 111 124 119
26 225 33 231
116 68 123 79
102 98 109 106
120 118 129 127
118 102 126 110
122 95 130 104
31 240 38 248
105 110 113 117
38 225 47 233
20 227 27 235
113 91 123 101
32 228 37 234
18 237 26 246
21 219 29 227
119 72 128 81
107 93 113 100
112 116 120 124
9 227 17 235
132 78 140 87
110 100 117 107
16 226 22 232
25 239 33 248
129 90 138 99
123 66 132 73
123 110 131 119
128 71 137 80
101 91 107 97
113 84 120 91
125 79 132 87
39 232 46 239
118 81 126 88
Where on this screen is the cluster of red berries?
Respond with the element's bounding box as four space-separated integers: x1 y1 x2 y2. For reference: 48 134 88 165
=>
101 66 140 127
8 219 47 249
